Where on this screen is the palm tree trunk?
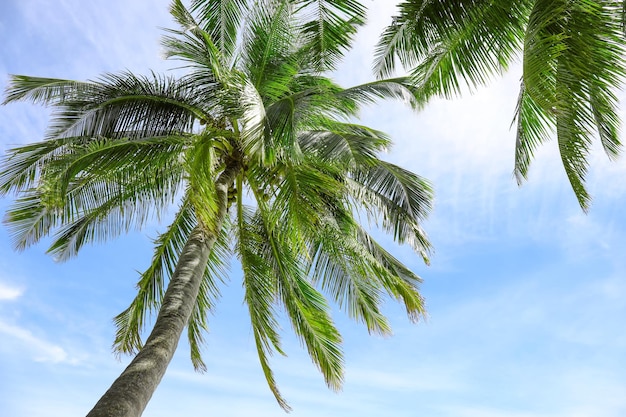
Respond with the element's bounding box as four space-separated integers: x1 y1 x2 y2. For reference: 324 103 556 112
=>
86 162 240 417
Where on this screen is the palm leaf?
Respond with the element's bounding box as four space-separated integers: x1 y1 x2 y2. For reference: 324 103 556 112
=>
298 122 391 167
349 161 433 262
189 0 248 60
376 0 530 94
2 76 97 105
235 200 289 410
337 77 424 110
293 0 366 71
522 0 625 210
513 81 554 184
307 214 393 335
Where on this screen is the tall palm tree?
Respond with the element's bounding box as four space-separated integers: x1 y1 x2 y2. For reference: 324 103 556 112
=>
1 1 432 416
375 0 626 211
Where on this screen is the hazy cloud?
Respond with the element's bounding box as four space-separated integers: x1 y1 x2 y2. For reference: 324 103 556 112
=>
0 282 23 300
0 320 68 363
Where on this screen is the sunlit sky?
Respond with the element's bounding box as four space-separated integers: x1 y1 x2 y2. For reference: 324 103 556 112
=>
1 1 626 416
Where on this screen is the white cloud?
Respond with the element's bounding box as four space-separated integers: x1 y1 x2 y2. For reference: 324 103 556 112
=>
0 282 23 300
346 366 464 392
0 320 68 363
439 369 626 417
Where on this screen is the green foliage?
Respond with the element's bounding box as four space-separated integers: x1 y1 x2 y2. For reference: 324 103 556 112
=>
1 0 434 411
380 0 626 210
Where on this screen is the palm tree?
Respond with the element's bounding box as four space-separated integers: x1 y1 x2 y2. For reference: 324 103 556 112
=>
375 0 626 211
0 1 433 416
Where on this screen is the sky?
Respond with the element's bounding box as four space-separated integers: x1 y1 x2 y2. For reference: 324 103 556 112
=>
1 1 626 416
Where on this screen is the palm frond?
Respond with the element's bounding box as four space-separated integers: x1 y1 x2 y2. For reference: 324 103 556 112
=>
522 0 625 210
163 0 230 82
251 188 344 392
337 77 425 110
189 0 248 60
269 158 345 242
352 225 425 322
293 0 366 71
185 134 220 230
3 136 187 258
235 200 289 410
513 81 554 184
3 192 58 251
307 217 392 335
2 76 97 105
0 136 86 194
237 77 272 162
377 0 530 97
298 122 390 167
373 16 416 79
240 1 297 100
349 161 433 263
55 72 201 141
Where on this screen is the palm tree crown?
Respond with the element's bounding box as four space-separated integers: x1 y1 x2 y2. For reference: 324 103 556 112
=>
376 0 626 211
1 1 432 416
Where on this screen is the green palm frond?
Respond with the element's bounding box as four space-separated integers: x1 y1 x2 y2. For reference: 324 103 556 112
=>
164 0 230 82
298 123 391 167
3 192 57 251
235 200 289 410
244 166 345 397
3 72 203 142
44 72 201 141
411 0 528 98
263 80 347 149
307 195 425 333
51 135 188 196
277 266 344 391
337 77 425 110
44 183 163 261
521 0 625 210
237 77 272 162
308 215 393 335
4 136 186 257
240 1 296 99
262 76 422 158
373 15 416 80
376 0 530 91
349 161 433 263
258 207 344 392
513 81 554 185
352 225 425 322
385 0 625 209
2 76 97 106
188 0 248 60
186 134 220 229
0 136 86 194
264 97 300 161
293 0 366 71
269 159 345 240
590 82 621 160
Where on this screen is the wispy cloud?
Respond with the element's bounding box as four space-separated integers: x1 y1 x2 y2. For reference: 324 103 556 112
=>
0 320 68 363
0 282 23 300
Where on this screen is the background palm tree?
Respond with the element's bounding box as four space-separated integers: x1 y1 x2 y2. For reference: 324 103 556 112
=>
375 0 626 211
1 1 432 416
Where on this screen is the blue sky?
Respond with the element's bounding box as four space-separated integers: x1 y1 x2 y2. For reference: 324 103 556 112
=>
1 1 626 416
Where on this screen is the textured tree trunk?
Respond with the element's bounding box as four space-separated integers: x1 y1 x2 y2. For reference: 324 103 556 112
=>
86 163 239 417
